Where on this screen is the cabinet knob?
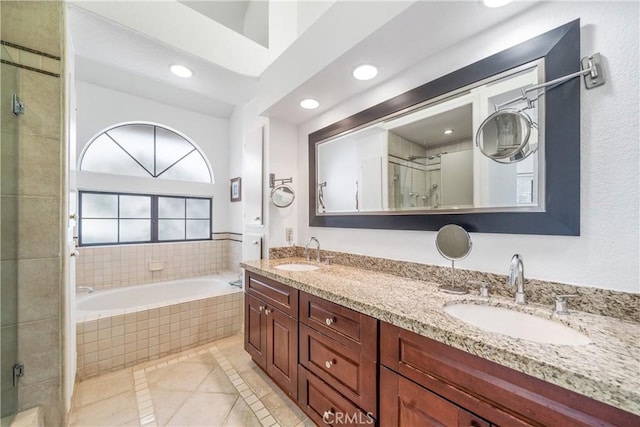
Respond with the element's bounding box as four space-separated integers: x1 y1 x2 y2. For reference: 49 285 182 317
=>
325 359 334 369
259 306 264 312
325 317 334 326
254 216 261 222
322 409 335 423
264 308 271 315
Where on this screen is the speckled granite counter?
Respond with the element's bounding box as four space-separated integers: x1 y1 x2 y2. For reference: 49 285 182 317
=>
242 258 640 416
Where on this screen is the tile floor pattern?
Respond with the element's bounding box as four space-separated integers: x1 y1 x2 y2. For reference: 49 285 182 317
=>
69 334 314 426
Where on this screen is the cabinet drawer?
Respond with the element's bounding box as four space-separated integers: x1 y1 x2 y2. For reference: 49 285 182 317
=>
245 271 298 317
380 366 490 427
298 365 374 427
380 322 639 427
300 291 377 353
299 324 377 416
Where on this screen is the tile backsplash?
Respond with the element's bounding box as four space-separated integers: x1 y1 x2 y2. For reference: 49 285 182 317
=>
77 235 242 290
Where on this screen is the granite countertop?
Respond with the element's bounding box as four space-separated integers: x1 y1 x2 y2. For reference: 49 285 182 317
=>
241 257 640 416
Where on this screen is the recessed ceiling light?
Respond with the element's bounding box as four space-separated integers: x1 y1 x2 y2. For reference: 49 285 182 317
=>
444 129 454 135
300 98 319 110
170 64 192 78
353 64 378 81
483 0 513 7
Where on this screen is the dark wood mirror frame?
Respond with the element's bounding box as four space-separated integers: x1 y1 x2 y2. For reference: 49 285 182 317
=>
309 19 580 236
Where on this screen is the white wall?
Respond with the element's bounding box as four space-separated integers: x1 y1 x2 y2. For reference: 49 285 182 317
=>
293 2 639 293
75 81 231 232
268 119 299 247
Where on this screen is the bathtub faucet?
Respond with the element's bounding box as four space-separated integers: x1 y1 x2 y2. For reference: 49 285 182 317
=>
77 286 94 294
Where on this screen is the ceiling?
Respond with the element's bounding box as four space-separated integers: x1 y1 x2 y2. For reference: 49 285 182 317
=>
68 4 258 118
178 1 268 47
68 1 540 122
390 104 473 148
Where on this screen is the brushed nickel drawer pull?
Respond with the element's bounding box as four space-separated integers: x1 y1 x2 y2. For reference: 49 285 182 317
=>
325 359 335 369
325 317 335 326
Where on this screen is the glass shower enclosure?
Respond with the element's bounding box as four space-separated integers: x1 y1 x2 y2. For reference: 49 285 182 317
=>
1 43 20 421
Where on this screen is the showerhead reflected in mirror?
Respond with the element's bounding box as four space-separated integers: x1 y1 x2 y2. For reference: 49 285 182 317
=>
476 109 538 163
436 224 472 294
270 184 295 208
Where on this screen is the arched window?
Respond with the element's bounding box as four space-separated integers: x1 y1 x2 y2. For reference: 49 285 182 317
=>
78 122 214 246
79 123 213 183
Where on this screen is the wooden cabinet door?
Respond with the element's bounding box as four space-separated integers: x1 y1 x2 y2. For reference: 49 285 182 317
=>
265 305 298 397
380 367 490 427
244 293 267 368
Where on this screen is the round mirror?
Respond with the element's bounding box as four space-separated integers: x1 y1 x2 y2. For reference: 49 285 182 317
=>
436 224 472 261
476 109 537 163
271 184 295 208
436 224 472 295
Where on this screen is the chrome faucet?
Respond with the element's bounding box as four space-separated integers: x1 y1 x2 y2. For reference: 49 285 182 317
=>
77 286 94 294
304 237 321 262
508 254 526 304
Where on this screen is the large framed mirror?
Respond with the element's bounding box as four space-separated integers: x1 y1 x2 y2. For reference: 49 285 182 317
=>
309 20 581 235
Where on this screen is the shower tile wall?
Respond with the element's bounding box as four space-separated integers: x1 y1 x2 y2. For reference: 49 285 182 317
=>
76 236 243 290
1 1 64 426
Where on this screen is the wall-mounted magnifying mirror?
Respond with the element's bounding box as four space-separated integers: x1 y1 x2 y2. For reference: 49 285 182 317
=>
476 109 537 163
476 52 604 164
271 184 295 208
436 224 472 295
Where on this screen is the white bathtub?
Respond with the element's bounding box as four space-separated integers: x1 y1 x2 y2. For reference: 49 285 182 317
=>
76 273 241 319
75 273 243 379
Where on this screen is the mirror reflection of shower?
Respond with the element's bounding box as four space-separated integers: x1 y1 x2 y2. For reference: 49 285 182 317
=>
388 148 445 210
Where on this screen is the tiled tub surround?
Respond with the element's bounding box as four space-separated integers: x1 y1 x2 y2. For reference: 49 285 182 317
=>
243 257 640 416
270 246 640 322
76 236 242 290
76 275 243 380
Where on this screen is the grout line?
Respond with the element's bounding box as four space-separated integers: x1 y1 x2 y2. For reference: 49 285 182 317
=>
209 346 281 427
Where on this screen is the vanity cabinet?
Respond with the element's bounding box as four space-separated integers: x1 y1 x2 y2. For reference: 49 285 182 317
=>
298 292 378 425
244 271 298 398
380 321 639 427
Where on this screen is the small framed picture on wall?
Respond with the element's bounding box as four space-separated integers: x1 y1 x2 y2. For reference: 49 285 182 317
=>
230 177 242 202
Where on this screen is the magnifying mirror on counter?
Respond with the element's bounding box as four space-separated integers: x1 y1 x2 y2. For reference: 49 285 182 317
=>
476 109 538 163
271 184 295 208
436 224 472 294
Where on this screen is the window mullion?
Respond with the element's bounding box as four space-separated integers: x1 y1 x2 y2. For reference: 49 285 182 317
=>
152 195 158 243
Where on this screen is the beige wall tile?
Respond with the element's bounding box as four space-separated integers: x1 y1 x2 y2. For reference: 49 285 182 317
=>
17 196 60 259
0 1 62 57
18 318 58 355
17 69 61 139
1 130 18 196
16 258 60 322
0 196 18 261
18 349 60 386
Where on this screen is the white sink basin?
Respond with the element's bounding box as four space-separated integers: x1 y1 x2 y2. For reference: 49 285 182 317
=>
274 263 320 272
443 304 591 345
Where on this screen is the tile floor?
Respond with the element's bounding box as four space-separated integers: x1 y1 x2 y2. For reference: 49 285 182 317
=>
68 334 314 427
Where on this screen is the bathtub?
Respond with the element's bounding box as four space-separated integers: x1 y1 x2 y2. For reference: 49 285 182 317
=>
76 273 243 379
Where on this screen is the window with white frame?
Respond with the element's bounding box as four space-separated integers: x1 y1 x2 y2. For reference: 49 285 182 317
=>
78 123 213 246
